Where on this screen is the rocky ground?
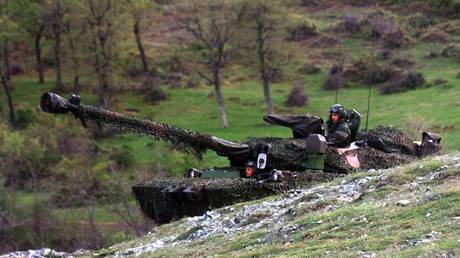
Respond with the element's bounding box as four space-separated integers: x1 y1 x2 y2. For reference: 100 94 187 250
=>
2 153 459 257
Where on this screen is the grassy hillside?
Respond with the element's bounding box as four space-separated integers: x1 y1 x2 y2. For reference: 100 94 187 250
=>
88 153 460 257
1 0 460 254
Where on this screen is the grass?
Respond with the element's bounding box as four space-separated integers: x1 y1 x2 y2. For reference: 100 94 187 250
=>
94 155 458 257
1 2 460 254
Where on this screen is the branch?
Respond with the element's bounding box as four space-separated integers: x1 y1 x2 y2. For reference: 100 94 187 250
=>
198 71 213 86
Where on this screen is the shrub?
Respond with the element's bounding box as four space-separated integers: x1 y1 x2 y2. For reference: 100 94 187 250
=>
420 28 449 43
407 13 435 29
110 146 135 169
298 63 321 74
15 109 37 130
382 28 406 48
286 19 318 41
323 64 343 90
285 83 309 107
433 78 447 85
441 44 460 59
379 71 425 94
341 14 362 34
144 87 168 104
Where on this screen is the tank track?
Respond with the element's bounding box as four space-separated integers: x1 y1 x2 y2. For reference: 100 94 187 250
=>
132 171 341 224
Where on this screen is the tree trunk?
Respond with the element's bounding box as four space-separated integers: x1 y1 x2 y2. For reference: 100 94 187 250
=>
53 1 64 91
212 67 228 128
68 32 80 92
134 18 149 74
0 70 16 129
2 44 11 81
35 25 45 84
257 23 274 115
262 75 273 115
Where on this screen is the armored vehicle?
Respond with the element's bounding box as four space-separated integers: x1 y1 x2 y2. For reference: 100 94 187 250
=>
40 92 441 223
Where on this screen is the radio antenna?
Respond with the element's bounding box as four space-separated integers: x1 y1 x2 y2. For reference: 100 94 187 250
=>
365 9 378 145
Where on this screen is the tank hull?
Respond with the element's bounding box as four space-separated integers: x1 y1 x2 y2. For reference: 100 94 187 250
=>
132 170 340 224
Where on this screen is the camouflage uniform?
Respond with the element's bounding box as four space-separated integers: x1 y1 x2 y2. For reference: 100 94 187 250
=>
326 104 351 147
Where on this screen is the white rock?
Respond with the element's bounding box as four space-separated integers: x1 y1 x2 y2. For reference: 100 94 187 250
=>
396 200 411 206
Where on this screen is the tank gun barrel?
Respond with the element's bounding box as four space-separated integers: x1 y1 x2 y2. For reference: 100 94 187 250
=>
40 92 250 159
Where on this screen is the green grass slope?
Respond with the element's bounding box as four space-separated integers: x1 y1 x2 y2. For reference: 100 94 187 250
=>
88 153 460 257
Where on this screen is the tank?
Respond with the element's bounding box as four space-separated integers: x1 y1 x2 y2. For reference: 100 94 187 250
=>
40 92 441 224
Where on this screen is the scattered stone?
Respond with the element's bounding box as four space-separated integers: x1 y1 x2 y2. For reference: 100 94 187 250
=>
396 199 411 206
0 248 70 258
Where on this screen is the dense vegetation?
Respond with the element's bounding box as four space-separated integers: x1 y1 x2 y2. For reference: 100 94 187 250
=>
0 0 459 253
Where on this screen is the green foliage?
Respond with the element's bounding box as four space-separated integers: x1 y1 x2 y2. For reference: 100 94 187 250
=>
110 145 135 169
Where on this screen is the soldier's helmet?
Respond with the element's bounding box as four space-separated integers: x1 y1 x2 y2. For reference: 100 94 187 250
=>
329 104 346 119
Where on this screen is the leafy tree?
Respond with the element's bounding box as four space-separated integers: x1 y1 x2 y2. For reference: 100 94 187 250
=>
173 0 245 128
83 0 128 108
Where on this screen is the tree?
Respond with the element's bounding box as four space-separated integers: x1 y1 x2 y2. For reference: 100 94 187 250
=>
50 0 66 91
244 0 288 115
83 0 126 108
174 0 244 128
62 0 86 91
0 0 18 128
127 0 154 75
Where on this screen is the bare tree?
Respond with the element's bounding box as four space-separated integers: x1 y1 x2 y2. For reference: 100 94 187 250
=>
174 0 244 128
0 66 15 128
0 0 17 128
245 0 288 115
84 0 118 108
127 0 153 75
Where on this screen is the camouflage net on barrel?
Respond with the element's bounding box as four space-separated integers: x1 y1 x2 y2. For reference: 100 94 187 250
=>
68 104 215 158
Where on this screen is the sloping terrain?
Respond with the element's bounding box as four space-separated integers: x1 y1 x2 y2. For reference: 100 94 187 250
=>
73 153 458 257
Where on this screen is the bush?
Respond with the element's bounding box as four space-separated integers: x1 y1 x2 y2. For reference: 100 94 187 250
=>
144 87 168 104
407 13 435 29
379 71 426 94
285 83 309 107
286 19 318 41
110 146 135 169
341 14 362 34
420 28 449 43
382 28 406 48
15 109 37 130
441 44 460 59
323 64 343 90
298 63 321 74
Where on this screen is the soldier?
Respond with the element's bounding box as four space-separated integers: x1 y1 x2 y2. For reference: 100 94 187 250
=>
326 104 351 147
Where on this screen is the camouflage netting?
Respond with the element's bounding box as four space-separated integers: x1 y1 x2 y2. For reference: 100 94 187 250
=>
241 137 315 171
357 126 417 155
132 171 341 224
68 104 218 158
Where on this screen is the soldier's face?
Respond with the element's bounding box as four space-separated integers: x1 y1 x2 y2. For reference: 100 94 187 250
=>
331 113 339 122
